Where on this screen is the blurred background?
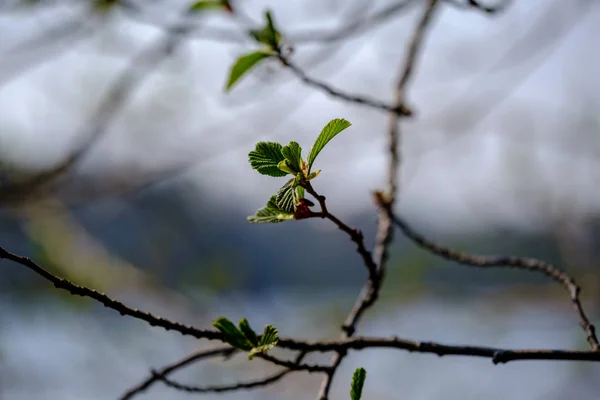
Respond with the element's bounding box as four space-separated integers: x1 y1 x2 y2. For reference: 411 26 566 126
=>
1 0 600 399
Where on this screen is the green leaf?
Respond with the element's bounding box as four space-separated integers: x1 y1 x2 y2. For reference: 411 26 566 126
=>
213 317 253 350
350 368 367 400
248 325 279 360
248 196 295 223
249 142 287 177
249 10 281 49
238 318 259 346
276 179 297 214
277 160 296 175
297 186 305 199
226 51 272 91
280 141 303 173
307 118 352 171
188 0 228 12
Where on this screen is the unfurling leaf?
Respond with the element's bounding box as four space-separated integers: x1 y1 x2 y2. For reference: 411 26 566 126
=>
276 179 297 213
248 196 295 223
280 141 303 173
248 325 279 360
238 318 259 346
226 51 272 91
307 118 352 171
277 160 297 175
249 142 287 177
249 10 281 49
350 368 367 400
188 0 229 12
213 317 252 350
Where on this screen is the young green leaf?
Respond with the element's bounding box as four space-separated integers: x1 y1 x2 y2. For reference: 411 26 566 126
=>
277 160 297 175
248 325 279 360
238 318 259 346
248 196 295 223
307 118 352 171
297 186 305 199
249 10 281 49
280 141 303 173
350 367 367 400
276 179 297 214
188 0 228 12
249 142 287 177
213 317 252 350
226 51 272 91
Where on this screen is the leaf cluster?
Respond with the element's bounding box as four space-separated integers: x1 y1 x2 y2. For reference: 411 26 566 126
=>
213 317 279 360
247 118 351 223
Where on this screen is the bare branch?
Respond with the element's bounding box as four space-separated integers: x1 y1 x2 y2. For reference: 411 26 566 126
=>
277 55 413 117
303 182 378 279
374 200 600 351
276 336 600 364
315 2 441 398
156 352 307 394
0 246 223 341
120 346 236 400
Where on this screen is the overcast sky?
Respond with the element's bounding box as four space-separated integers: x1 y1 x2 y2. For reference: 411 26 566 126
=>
0 0 599 233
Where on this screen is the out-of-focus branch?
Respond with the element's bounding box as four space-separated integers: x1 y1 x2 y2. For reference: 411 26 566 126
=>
120 346 237 400
0 19 189 207
444 0 511 14
315 2 441 398
277 55 413 117
0 246 224 341
374 198 600 350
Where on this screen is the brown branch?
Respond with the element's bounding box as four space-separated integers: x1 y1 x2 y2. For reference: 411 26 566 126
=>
156 352 307 394
375 204 600 351
276 336 600 364
444 0 511 14
258 353 330 373
303 182 377 279
314 2 441 398
0 246 223 341
277 55 413 117
120 346 236 400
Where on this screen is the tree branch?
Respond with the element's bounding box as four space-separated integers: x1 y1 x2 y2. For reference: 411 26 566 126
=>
276 336 600 364
374 202 600 351
120 346 236 400
156 352 307 394
315 1 441 398
277 54 413 116
0 246 223 341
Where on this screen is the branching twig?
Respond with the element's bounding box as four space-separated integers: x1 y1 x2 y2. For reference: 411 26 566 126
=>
154 352 306 394
315 2 441 398
374 202 600 351
277 55 413 117
0 246 223 341
120 346 236 400
303 182 377 279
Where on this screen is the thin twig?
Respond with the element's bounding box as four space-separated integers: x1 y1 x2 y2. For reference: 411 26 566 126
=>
156 352 307 394
375 203 600 351
0 246 223 341
303 182 377 279
276 336 600 364
315 2 441 398
120 346 236 400
278 55 413 117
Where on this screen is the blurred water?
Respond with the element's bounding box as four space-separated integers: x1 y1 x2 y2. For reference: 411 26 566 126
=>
1 292 599 400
